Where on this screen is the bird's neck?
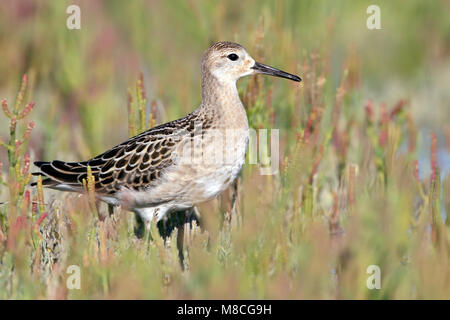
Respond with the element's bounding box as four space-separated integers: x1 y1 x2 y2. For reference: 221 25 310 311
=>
201 71 239 105
200 71 248 129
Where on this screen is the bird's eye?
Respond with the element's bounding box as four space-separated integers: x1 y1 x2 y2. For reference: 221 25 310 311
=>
227 53 239 61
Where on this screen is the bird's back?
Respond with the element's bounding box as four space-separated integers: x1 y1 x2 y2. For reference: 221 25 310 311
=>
32 108 203 195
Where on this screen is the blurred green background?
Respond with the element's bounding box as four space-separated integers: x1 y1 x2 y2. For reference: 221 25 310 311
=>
0 0 449 299
0 0 448 164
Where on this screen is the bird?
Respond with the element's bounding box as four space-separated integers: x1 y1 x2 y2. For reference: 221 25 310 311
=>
32 41 301 226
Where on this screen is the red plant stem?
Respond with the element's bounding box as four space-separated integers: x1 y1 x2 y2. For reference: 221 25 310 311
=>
304 108 317 142
14 74 28 112
365 100 374 124
23 121 35 141
2 99 11 118
309 145 324 185
18 102 35 119
389 99 406 120
22 154 30 176
139 72 147 101
35 212 48 229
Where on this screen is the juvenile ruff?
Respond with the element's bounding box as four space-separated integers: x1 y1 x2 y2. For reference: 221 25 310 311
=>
33 42 301 223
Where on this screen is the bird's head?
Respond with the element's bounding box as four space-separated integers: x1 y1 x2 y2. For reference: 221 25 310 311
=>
202 41 301 84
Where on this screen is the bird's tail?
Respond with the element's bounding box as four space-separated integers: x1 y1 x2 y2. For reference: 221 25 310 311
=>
31 160 92 191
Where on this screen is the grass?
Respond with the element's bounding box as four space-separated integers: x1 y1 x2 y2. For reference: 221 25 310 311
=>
0 0 449 299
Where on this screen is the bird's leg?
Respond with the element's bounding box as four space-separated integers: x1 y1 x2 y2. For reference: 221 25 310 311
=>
134 212 146 239
133 207 204 268
108 204 114 216
230 178 242 226
96 200 107 221
176 220 185 270
155 207 203 270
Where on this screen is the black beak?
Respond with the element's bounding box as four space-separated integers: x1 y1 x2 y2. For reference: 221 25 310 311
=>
251 61 301 82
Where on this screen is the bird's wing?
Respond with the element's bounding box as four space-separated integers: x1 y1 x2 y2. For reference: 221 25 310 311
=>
32 116 195 195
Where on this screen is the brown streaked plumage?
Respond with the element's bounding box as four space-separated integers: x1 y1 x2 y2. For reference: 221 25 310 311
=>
33 41 301 223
